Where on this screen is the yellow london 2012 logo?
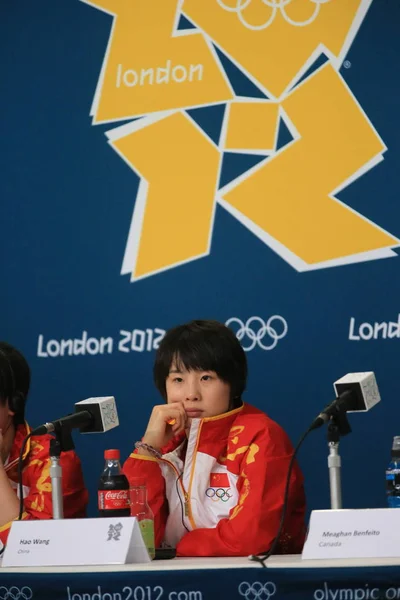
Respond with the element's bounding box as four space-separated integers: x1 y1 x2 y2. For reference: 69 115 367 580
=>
82 0 399 282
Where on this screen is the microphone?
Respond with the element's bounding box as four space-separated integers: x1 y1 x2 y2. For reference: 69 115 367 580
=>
310 372 380 431
31 396 119 436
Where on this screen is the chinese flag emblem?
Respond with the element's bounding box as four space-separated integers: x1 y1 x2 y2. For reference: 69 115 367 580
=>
210 472 230 488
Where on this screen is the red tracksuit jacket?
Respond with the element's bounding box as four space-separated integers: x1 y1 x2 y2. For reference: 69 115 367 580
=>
0 423 88 546
123 403 306 556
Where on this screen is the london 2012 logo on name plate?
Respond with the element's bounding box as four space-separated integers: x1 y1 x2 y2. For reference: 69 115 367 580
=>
81 0 399 282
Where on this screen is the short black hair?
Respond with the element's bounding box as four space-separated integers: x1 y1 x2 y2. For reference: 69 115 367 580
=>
153 320 247 408
0 342 30 425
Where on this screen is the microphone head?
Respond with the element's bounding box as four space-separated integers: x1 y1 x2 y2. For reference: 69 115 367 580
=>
75 397 119 433
333 372 380 413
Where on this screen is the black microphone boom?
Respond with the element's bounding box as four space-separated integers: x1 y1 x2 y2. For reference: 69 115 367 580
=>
31 411 93 436
31 396 119 437
309 372 380 432
310 390 354 431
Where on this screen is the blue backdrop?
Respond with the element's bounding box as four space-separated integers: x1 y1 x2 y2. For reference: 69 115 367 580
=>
1 0 399 520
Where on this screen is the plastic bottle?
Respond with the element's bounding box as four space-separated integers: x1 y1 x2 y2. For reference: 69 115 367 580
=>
98 449 131 517
130 478 155 559
386 436 400 508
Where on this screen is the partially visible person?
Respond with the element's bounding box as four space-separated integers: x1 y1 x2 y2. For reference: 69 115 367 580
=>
123 320 306 557
0 342 88 546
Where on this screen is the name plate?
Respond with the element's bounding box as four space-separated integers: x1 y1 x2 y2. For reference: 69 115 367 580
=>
302 508 400 560
2 516 151 567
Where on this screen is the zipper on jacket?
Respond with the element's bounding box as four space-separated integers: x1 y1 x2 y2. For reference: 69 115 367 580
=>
187 421 203 523
184 492 189 517
160 457 195 528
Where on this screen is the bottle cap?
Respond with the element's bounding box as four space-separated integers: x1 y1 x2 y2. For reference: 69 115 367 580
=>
130 477 145 487
393 437 400 451
391 437 400 458
104 449 120 460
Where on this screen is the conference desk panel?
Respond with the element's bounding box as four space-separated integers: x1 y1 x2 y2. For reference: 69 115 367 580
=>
2 556 400 600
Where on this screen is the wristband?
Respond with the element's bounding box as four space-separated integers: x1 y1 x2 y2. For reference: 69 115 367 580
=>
135 441 162 459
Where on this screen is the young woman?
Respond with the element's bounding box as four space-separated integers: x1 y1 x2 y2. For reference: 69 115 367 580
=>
123 320 306 556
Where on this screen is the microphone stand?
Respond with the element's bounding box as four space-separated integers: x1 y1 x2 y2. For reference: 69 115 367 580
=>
327 407 352 510
49 424 75 519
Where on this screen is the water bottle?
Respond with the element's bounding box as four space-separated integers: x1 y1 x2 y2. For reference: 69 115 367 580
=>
98 449 131 517
386 436 400 508
130 478 155 559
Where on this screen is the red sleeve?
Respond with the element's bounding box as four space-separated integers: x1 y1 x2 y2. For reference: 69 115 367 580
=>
59 450 88 519
177 423 306 557
123 452 168 547
0 445 88 546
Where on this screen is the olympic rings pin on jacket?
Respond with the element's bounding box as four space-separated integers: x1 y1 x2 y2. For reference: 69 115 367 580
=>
123 403 306 556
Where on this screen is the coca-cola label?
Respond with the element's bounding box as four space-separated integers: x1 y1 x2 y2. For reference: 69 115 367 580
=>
98 490 130 510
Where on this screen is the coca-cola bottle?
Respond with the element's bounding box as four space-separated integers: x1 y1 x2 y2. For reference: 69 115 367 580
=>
98 449 130 517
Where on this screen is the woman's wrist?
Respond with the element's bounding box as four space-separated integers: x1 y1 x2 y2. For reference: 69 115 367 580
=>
135 441 162 459
136 446 157 458
141 435 162 452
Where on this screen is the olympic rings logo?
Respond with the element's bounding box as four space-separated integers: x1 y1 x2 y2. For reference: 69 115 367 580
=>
238 581 277 600
206 487 233 502
216 0 331 30
0 588 33 600
226 316 288 351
